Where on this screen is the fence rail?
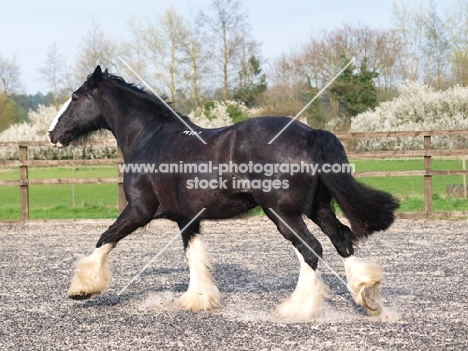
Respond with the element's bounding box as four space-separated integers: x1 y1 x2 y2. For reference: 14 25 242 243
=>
2 130 468 221
1 140 124 220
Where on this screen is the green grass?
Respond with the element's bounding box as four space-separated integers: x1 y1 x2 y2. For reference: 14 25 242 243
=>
1 160 468 220
0 166 119 220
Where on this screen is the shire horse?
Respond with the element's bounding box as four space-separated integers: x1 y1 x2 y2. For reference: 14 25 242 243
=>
48 66 399 321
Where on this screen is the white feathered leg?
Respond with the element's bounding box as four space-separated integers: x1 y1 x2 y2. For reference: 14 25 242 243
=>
178 235 220 311
274 249 331 321
68 243 113 299
344 255 383 315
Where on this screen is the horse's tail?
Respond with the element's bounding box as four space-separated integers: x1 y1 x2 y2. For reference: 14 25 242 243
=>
308 129 399 242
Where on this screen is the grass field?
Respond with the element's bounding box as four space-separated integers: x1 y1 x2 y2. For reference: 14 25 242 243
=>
1 159 468 220
0 166 119 220
353 158 468 212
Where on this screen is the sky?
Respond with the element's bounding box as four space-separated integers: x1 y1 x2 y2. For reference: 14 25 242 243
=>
0 0 450 94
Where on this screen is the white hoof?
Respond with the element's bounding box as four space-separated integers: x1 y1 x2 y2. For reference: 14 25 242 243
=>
68 244 113 300
178 285 220 311
344 256 383 315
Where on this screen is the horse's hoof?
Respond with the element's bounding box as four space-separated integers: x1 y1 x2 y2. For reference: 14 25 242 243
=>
68 293 93 300
360 284 382 316
178 290 220 311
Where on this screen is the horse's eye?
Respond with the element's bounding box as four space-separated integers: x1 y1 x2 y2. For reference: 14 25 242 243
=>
72 93 79 101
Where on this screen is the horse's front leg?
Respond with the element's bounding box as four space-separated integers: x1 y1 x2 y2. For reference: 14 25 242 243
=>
68 204 153 300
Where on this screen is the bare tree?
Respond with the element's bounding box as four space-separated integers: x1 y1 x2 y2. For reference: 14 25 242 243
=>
38 43 67 108
74 18 117 86
204 0 258 100
262 51 308 118
120 17 148 79
446 0 468 86
298 24 394 87
422 0 449 89
390 2 426 82
144 7 188 103
0 54 22 95
182 11 213 108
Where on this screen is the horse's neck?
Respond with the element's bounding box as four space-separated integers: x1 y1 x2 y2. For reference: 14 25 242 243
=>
103 95 186 158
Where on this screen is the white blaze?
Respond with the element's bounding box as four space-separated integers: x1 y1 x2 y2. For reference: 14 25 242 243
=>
48 98 71 132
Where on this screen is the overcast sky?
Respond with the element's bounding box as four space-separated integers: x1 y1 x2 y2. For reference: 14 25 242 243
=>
0 0 449 94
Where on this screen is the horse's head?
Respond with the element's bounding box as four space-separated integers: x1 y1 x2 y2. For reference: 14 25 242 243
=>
48 65 108 147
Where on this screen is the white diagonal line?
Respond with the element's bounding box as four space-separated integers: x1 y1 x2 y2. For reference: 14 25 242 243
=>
117 208 206 296
268 208 352 291
118 56 207 145
268 57 356 144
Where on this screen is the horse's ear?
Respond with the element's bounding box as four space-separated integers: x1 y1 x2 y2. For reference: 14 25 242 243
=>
88 65 103 87
103 68 109 75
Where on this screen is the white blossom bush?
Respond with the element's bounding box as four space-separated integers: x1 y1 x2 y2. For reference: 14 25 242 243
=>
0 104 55 142
0 105 116 160
350 81 468 150
189 100 255 128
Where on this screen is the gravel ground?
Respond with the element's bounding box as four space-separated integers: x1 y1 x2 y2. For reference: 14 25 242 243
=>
0 217 467 350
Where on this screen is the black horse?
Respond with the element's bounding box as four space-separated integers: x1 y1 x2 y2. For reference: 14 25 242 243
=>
48 66 398 321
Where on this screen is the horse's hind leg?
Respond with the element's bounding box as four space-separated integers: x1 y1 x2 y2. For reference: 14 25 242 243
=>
309 185 383 315
177 220 220 311
265 210 331 321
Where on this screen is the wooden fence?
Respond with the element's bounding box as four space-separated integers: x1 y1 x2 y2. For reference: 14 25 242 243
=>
0 140 125 220
339 130 468 218
2 130 468 221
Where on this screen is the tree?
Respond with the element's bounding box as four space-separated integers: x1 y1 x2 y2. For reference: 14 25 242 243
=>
0 93 16 132
0 93 27 132
422 0 449 89
144 7 189 104
260 51 308 118
74 19 117 86
329 58 378 119
204 0 259 100
390 2 426 82
11 92 54 115
0 55 24 131
0 54 22 95
233 55 266 107
38 43 67 108
306 81 325 128
182 10 213 109
279 23 397 124
120 17 148 79
446 0 468 86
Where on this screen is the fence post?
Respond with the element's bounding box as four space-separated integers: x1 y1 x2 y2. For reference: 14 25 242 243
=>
424 135 432 217
19 145 29 220
463 159 467 199
117 146 126 213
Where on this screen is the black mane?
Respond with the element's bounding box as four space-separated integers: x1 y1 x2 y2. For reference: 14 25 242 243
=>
95 71 190 122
